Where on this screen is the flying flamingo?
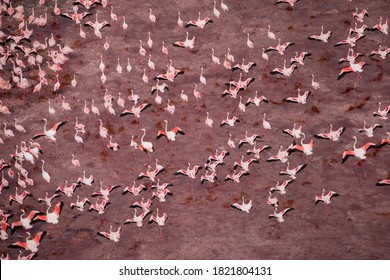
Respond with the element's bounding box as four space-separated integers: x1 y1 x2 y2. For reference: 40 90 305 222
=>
231 196 252 213
342 136 377 177
125 209 150 227
315 189 339 204
269 207 293 223
32 118 67 142
34 202 63 224
10 231 46 253
98 225 121 242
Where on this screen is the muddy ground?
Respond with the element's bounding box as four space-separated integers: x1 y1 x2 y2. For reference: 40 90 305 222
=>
0 0 389 259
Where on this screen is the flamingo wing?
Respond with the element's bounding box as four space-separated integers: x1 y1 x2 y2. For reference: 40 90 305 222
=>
53 201 64 216
33 231 46 244
32 132 46 140
342 150 355 163
10 241 28 250
280 207 294 216
337 67 353 80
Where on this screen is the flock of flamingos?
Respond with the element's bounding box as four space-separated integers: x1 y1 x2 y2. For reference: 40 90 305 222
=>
0 0 389 259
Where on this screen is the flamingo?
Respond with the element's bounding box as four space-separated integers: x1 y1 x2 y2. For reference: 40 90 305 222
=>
283 123 303 138
84 13 110 38
201 170 218 184
77 170 94 186
334 34 365 47
10 231 46 253
213 0 220 18
246 91 268 106
89 198 109 214
239 131 261 147
270 180 294 195
34 202 63 224
56 180 78 197
149 8 156 23
220 112 239 127
116 58 123 74
131 197 152 212
125 209 150 227
11 209 41 230
38 192 59 207
315 189 339 204
152 189 171 202
149 208 168 226
138 129 154 155
372 16 388 35
174 163 202 179
267 145 291 163
246 143 271 159
233 155 258 172
205 112 214 127
267 25 276 40
60 5 91 24
3 123 14 138
13 118 26 133
98 225 121 242
284 89 311 104
208 149 230 163
104 36 109 51
173 31 196 49
221 0 229 11
308 26 332 43
123 182 147 196
211 48 220 65
262 113 272 130
138 165 162 182
231 196 252 213
266 38 295 55
349 22 369 36
41 160 50 183
92 181 120 201
177 11 183 28
157 120 184 142
246 33 254 49
289 133 314 156
342 136 376 163
311 74 320 90
269 207 293 223
232 58 256 73
70 196 90 211
267 191 279 207
358 121 382 138
370 45 390 60
224 170 248 183
185 12 213 29
279 162 306 179
315 124 345 141
151 178 172 191
271 59 297 76
110 6 117 21
352 8 369 23
107 135 120 151
98 119 108 139
147 32 153 49
372 102 389 120
226 48 235 62
291 51 311 65
337 61 366 85
228 133 236 149
9 188 31 205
